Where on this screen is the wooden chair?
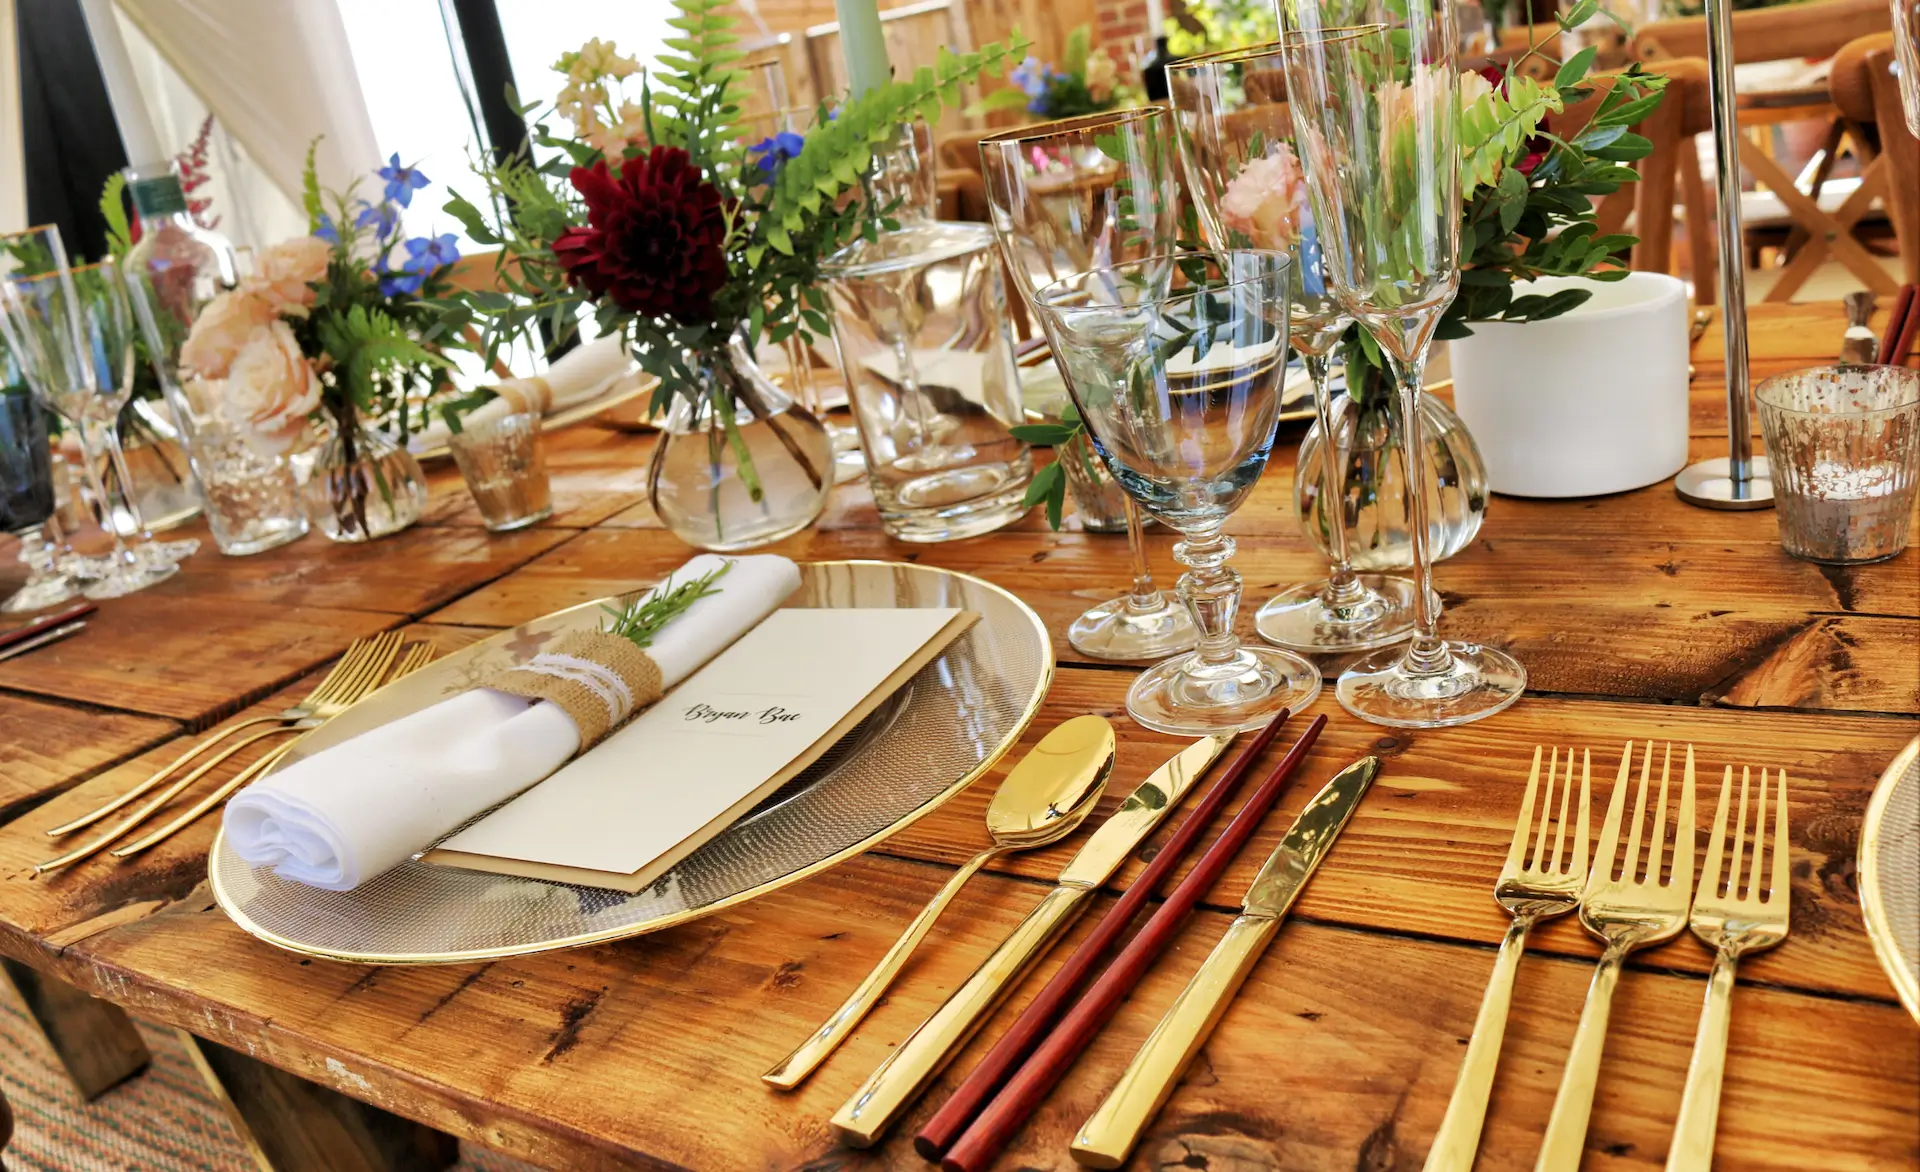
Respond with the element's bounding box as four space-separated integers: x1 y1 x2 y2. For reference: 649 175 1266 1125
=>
1632 0 1889 66
1830 33 1920 285
805 0 980 144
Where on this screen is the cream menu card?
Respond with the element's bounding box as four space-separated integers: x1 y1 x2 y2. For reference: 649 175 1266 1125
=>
426 607 973 891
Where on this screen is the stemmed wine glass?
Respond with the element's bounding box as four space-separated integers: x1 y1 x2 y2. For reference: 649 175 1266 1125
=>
0 230 177 598
0 339 77 613
1279 9 1526 726
979 108 1198 661
1166 43 1418 653
1033 250 1322 734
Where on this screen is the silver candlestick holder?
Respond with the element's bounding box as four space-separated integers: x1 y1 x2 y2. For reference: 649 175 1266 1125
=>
1674 0 1775 509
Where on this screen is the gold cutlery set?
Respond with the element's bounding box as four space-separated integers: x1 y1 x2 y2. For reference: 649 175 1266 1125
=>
1429 741 1793 1172
34 633 435 873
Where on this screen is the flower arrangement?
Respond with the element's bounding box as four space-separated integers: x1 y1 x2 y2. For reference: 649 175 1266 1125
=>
972 26 1136 119
445 0 1027 494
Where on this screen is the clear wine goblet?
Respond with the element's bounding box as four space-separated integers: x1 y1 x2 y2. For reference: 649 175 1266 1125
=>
979 108 1198 662
1033 250 1322 735
1166 42 1418 653
0 231 176 598
1279 11 1526 727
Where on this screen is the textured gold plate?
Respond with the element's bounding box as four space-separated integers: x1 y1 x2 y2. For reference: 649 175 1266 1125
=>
209 561 1053 965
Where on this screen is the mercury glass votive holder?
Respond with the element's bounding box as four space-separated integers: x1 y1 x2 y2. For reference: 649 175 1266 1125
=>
448 412 553 532
1755 365 1920 564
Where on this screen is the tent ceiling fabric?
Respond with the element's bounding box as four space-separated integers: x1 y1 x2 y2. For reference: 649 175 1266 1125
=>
110 0 381 206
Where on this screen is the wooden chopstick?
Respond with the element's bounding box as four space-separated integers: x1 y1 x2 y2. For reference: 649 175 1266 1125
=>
913 710 1293 1160
937 714 1330 1172
1878 284 1915 366
1889 287 1919 369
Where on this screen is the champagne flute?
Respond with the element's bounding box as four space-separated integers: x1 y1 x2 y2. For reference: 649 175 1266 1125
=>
1279 9 1526 727
979 108 1198 662
1166 42 1418 653
1034 250 1322 734
0 230 176 598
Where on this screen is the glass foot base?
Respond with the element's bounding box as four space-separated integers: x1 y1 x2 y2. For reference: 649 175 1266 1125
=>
1336 641 1526 729
1127 645 1322 736
80 560 177 600
2 575 79 613
1255 575 1418 653
1068 593 1197 660
136 538 200 569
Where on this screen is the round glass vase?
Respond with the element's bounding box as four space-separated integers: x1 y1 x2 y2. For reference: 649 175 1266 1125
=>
1294 375 1488 572
301 412 428 543
647 337 833 552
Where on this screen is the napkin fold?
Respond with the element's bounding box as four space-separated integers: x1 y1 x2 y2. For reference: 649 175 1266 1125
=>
223 553 801 891
413 334 638 450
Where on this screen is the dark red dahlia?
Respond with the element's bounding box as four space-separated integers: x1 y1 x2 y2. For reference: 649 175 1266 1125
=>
552 147 728 322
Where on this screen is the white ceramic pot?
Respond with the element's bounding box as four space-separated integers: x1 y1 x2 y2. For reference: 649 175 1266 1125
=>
1451 272 1689 498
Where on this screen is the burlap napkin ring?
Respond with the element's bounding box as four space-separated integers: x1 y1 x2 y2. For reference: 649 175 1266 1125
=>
487 375 555 418
480 630 663 747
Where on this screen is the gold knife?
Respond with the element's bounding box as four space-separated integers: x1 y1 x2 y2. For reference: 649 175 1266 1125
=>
829 733 1234 1147
1070 755 1381 1168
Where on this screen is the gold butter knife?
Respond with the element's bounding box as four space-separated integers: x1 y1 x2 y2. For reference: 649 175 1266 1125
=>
1070 755 1381 1169
829 733 1234 1147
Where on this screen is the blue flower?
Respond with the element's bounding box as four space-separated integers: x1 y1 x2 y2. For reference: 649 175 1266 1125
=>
403 233 460 275
1010 56 1049 99
747 131 806 182
315 213 340 245
377 153 430 208
353 200 400 241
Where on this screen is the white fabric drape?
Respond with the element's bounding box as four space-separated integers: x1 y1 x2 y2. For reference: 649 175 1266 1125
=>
0 0 25 233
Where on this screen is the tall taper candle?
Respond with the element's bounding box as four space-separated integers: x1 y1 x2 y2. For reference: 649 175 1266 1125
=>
77 0 164 165
837 0 891 97
1145 0 1165 34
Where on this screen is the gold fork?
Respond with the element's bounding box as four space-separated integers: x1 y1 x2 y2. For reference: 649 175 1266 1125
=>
44 630 407 838
1425 746 1591 1172
33 635 408 872
108 641 443 859
1535 741 1696 1172
1664 766 1790 1172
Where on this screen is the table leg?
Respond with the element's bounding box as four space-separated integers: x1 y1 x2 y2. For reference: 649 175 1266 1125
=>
0 958 150 1099
176 1031 458 1172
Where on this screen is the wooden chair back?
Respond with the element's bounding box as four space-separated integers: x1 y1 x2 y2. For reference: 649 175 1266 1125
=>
1862 42 1920 283
1632 0 1889 66
805 0 979 142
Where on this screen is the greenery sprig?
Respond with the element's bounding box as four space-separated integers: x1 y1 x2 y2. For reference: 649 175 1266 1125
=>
601 561 732 649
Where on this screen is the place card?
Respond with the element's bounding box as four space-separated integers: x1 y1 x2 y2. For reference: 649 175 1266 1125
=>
426 606 976 891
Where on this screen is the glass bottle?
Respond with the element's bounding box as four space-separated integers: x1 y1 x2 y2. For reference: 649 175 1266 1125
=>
123 162 239 344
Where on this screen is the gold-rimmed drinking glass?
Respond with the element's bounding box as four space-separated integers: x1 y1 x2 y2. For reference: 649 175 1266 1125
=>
1167 42 1418 655
1279 11 1526 727
979 107 1198 662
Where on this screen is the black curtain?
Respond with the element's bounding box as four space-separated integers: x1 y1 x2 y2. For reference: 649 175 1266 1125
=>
17 0 128 262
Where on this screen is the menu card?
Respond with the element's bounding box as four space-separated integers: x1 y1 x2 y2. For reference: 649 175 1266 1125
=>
426 607 976 891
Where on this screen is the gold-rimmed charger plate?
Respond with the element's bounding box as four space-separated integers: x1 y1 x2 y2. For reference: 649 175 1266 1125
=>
1860 735 1920 1022
209 561 1053 965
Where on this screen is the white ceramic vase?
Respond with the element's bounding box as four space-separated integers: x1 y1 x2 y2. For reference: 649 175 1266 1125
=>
1451 272 1690 498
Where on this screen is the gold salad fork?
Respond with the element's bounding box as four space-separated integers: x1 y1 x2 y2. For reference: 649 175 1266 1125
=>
1425 746 1591 1172
1535 741 1696 1172
44 630 407 839
33 634 411 872
1665 766 1790 1172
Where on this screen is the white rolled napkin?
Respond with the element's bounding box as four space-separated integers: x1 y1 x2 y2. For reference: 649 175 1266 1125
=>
223 554 801 891
414 334 638 450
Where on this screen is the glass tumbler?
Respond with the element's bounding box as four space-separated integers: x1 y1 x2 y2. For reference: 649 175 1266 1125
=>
448 412 554 532
1756 365 1920 564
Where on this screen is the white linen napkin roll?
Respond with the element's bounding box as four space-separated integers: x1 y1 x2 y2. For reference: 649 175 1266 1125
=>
223 554 801 891
413 334 638 450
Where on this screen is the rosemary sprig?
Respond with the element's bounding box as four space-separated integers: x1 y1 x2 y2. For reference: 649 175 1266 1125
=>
600 562 732 649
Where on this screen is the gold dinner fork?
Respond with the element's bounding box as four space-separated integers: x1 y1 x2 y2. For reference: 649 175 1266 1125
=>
1664 766 1790 1172
1424 746 1591 1172
33 635 409 873
44 630 407 838
107 641 442 859
1535 741 1696 1172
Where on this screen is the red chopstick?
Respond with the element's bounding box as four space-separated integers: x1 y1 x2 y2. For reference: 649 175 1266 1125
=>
1879 284 1915 366
0 601 95 651
939 714 1330 1172
1891 289 1920 370
913 710 1294 1161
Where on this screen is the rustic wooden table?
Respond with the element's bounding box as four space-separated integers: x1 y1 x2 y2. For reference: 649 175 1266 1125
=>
0 300 1914 1172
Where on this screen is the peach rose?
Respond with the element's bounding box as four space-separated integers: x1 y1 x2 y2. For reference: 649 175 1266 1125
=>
224 321 321 455
1219 146 1308 249
244 235 331 314
180 290 276 380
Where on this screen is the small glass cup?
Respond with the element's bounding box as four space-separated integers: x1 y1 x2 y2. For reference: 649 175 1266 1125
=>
1755 365 1920 564
448 411 554 532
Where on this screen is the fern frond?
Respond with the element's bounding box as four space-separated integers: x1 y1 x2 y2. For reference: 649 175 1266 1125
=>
98 173 133 260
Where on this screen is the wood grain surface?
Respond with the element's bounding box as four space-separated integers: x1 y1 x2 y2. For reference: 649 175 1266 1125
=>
0 301 1914 1171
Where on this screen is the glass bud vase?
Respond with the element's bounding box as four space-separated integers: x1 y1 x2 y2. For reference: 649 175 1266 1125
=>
647 335 833 552
1295 380 1488 572
301 412 428 543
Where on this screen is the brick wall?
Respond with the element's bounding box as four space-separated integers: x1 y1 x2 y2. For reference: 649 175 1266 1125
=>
1094 0 1154 48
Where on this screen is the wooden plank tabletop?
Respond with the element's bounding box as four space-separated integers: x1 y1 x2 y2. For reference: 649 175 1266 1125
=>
0 299 1915 1171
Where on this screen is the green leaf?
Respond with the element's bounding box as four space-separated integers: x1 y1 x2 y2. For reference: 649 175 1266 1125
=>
442 190 501 246
1008 422 1080 446
1022 461 1065 530
1555 46 1597 88
97 172 133 260
301 137 325 232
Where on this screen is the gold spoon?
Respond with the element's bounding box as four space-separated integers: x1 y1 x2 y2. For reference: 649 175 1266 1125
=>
761 714 1117 1090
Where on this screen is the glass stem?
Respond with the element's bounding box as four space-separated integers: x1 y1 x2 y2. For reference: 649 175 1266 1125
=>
98 419 155 541
1121 498 1163 612
1390 352 1448 675
14 524 61 581
1174 522 1241 666
70 423 139 569
1305 351 1363 607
